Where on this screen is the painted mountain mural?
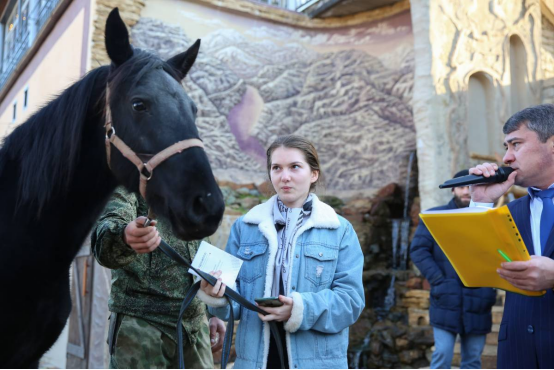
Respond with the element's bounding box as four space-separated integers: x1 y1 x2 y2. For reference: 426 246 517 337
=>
131 16 415 197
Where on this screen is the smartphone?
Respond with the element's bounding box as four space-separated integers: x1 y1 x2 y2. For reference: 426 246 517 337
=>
255 297 283 307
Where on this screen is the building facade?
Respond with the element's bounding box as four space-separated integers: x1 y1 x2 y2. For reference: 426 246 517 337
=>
0 0 553 367
3 0 552 216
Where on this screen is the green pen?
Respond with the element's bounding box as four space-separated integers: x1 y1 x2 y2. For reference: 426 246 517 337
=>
497 249 512 262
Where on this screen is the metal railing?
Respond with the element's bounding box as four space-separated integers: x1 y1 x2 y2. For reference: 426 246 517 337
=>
252 0 322 12
0 0 62 90
36 0 60 31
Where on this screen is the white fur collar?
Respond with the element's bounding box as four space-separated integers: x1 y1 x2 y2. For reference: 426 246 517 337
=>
242 194 340 229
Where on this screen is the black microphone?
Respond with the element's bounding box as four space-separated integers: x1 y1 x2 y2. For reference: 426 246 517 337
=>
438 167 515 189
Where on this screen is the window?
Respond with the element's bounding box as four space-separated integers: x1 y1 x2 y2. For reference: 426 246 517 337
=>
12 100 16 122
0 0 61 89
23 85 28 109
3 3 19 71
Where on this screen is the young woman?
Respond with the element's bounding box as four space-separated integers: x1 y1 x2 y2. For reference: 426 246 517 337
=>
198 135 365 369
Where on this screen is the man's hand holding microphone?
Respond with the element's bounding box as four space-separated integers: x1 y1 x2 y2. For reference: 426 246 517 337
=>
467 163 517 204
467 163 554 291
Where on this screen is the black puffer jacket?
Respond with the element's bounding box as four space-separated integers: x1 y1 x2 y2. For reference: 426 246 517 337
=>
410 198 497 334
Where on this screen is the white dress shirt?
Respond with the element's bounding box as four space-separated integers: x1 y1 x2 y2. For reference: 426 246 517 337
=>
470 183 554 256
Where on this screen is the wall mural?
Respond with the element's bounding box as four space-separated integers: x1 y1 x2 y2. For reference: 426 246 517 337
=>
131 10 414 198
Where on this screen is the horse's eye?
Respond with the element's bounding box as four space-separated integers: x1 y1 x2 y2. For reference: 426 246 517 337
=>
132 100 146 112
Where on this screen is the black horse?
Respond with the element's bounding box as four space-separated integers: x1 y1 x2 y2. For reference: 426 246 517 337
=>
0 8 224 367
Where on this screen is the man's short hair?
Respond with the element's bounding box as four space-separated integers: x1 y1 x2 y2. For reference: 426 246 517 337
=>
503 104 554 143
454 169 469 178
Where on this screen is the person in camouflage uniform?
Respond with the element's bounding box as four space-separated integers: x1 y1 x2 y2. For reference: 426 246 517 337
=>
91 186 225 369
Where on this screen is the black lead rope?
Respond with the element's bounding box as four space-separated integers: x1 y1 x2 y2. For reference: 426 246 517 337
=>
144 219 285 369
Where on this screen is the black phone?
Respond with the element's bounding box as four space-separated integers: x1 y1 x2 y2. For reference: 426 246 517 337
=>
254 297 283 307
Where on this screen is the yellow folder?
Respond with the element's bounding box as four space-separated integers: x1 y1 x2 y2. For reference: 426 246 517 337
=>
420 205 545 297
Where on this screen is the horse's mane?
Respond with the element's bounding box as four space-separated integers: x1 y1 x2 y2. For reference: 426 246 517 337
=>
0 49 182 214
108 48 181 96
0 66 110 213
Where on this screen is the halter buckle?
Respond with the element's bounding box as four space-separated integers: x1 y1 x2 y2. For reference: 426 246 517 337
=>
141 164 153 181
106 126 115 140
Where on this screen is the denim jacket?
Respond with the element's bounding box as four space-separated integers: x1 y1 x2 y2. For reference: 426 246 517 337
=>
198 194 365 369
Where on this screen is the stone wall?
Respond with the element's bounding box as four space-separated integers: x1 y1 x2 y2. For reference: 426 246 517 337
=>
90 0 146 68
542 15 554 104
342 181 436 369
411 0 542 210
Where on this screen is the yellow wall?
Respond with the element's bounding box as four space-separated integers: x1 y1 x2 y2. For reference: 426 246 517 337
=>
0 0 89 139
543 0 554 25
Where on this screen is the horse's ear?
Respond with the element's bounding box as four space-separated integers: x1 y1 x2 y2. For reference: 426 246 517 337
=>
166 39 201 80
105 8 133 67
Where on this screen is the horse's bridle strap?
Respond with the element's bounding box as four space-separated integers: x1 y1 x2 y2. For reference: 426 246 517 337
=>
104 86 204 199
105 124 143 171
145 138 204 174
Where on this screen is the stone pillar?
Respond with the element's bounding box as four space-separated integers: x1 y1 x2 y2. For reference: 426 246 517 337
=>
410 0 542 210
542 2 554 104
410 0 450 210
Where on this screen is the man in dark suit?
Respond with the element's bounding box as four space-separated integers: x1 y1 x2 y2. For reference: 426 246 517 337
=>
411 172 496 369
469 104 554 368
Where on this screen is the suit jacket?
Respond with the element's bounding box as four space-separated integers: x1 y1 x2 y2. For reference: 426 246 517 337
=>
498 196 554 368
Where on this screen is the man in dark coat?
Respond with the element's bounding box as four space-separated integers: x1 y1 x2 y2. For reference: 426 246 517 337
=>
410 171 497 369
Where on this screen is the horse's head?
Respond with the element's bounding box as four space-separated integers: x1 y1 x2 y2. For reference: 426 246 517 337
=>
103 8 224 240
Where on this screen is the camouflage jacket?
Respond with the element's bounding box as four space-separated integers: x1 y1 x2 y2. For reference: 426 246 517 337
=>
91 186 206 344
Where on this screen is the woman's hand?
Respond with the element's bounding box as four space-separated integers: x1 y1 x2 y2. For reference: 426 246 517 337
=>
200 270 226 298
208 317 226 352
257 295 294 322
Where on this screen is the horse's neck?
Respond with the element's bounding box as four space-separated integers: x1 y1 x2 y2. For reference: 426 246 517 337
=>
1 117 118 273
45 120 118 267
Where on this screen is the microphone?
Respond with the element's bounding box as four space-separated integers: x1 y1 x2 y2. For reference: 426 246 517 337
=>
438 167 515 189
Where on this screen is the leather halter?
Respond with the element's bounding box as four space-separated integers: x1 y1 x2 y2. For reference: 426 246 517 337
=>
103 86 204 199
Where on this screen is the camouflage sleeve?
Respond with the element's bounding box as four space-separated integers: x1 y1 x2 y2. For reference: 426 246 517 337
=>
91 187 140 269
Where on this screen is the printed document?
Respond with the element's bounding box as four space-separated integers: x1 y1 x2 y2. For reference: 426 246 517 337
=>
189 241 243 290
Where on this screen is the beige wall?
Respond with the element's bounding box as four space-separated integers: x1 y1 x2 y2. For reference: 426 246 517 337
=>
543 0 554 25
0 0 90 139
